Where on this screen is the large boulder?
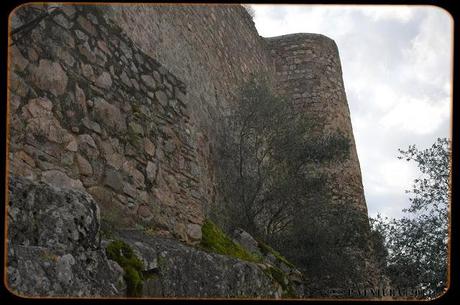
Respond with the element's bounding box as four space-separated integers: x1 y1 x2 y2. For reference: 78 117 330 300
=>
6 176 124 297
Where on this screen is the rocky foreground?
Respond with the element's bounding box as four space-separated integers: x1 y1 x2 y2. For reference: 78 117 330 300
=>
7 176 304 298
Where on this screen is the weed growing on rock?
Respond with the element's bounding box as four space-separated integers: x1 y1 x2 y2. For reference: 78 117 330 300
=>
106 240 145 297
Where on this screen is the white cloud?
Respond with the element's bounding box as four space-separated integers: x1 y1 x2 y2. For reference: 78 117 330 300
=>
252 5 452 219
401 8 452 87
361 6 415 23
380 96 450 135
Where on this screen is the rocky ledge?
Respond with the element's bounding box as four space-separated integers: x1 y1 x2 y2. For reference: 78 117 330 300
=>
7 176 305 298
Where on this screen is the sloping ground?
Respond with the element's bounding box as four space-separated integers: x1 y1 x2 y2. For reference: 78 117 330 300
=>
6 176 303 298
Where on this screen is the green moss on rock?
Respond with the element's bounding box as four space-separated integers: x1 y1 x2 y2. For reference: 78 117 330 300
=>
106 240 145 297
257 240 295 268
200 220 261 263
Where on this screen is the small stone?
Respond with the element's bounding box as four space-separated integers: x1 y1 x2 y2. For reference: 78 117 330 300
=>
53 14 72 29
41 169 84 190
76 154 93 176
122 161 145 189
95 72 112 89
187 223 202 241
27 48 39 62
77 15 96 36
146 161 156 182
87 13 99 25
31 59 68 96
131 78 139 91
174 222 187 242
104 167 124 191
65 138 78 152
10 71 29 97
10 95 21 113
120 71 132 87
155 91 168 106
137 205 153 219
10 45 29 72
123 183 137 198
61 6 76 18
58 50 75 67
144 139 156 157
152 71 161 83
118 41 132 60
94 47 107 66
77 134 97 148
25 97 52 117
93 98 126 131
75 84 87 115
140 75 155 88
14 150 35 167
78 42 96 63
61 152 74 166
164 140 176 153
97 40 110 54
138 191 149 203
74 29 88 41
81 63 95 81
82 117 99 133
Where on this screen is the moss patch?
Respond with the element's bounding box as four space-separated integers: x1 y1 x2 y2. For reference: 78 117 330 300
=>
200 220 261 263
106 240 145 297
257 240 295 268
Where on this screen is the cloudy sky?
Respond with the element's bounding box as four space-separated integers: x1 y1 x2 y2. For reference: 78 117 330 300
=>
250 5 452 218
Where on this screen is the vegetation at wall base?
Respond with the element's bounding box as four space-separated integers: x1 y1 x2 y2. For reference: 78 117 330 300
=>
200 219 262 263
106 240 146 297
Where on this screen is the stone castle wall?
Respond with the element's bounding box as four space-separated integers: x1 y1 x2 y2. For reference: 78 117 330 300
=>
9 4 370 246
8 5 206 243
106 4 276 217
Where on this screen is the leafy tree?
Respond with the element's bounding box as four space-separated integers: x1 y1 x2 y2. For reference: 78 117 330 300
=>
370 137 450 299
213 76 350 242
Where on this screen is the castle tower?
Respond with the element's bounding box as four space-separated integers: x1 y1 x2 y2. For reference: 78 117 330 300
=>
267 33 387 288
267 33 368 215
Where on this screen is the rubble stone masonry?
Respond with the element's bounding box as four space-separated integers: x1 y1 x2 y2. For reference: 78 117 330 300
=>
9 4 368 250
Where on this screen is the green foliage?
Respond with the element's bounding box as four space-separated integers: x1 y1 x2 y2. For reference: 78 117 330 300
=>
371 138 450 299
200 220 261 263
212 75 360 294
273 203 371 291
215 75 351 241
106 240 145 297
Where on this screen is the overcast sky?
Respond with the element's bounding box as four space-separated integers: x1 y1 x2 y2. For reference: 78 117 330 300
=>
250 5 452 218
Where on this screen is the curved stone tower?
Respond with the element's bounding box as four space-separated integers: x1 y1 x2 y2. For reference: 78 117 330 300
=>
267 33 368 214
267 33 384 288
